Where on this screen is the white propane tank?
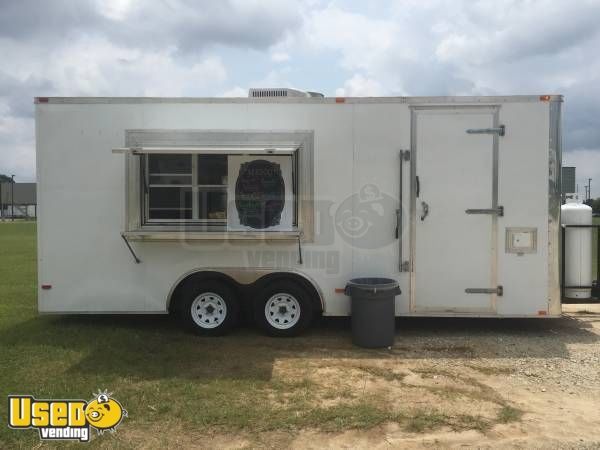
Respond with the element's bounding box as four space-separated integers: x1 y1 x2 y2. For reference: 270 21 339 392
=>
561 193 593 299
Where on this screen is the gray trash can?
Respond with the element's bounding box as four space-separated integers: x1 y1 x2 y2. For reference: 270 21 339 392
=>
345 278 401 348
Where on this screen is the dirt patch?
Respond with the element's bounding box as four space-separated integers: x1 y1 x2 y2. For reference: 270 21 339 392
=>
203 308 600 448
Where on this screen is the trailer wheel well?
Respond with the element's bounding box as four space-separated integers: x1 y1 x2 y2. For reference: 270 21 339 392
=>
168 271 241 314
168 270 324 316
252 273 323 316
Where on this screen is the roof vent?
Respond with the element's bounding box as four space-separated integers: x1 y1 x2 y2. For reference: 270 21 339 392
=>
248 88 324 98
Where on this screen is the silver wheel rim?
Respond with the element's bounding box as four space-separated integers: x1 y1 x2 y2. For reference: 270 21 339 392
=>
191 292 227 329
265 293 301 330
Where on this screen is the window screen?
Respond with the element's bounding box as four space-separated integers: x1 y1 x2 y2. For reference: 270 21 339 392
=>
143 153 296 230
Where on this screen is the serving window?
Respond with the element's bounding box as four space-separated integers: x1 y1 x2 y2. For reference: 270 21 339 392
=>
118 130 314 240
142 153 294 230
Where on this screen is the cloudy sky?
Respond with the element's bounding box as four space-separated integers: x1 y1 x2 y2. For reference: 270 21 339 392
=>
1 0 599 196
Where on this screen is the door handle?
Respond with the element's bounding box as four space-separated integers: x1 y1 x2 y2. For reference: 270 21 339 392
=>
466 125 505 136
420 201 429 221
466 286 503 296
465 206 504 216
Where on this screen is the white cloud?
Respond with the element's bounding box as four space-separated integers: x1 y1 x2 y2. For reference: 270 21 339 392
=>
271 51 291 62
0 0 305 52
93 0 136 21
221 86 247 97
335 74 383 97
251 67 294 88
434 0 600 65
303 5 399 73
44 37 228 96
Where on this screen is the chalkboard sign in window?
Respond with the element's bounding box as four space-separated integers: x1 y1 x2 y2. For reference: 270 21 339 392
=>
235 160 285 229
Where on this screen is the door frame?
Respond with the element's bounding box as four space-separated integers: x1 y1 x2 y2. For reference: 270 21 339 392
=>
409 105 501 314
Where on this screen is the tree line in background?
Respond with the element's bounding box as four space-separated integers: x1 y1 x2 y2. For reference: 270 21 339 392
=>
585 198 600 215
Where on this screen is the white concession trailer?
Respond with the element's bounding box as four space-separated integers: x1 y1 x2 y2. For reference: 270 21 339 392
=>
35 91 563 336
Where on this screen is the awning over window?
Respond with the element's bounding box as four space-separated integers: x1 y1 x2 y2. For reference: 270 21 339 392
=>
112 146 298 155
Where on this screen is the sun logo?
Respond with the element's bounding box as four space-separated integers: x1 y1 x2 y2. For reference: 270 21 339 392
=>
84 390 127 434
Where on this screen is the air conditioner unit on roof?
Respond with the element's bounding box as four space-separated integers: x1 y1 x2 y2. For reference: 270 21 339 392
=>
248 88 324 98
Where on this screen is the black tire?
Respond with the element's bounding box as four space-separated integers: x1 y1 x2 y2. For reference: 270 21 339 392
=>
179 280 239 336
254 281 315 337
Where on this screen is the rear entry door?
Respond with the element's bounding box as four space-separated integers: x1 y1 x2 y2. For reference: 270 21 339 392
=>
411 106 501 314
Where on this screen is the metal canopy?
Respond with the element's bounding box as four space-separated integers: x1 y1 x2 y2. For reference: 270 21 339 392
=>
112 146 298 155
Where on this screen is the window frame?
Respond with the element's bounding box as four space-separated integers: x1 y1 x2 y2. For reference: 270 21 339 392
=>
119 130 314 241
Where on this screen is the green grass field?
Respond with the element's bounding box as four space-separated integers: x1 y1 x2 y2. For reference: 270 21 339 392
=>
0 223 357 447
0 222 429 447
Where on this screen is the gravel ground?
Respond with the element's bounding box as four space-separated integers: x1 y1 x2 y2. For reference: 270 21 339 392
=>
321 304 600 448
393 304 600 391
147 304 600 449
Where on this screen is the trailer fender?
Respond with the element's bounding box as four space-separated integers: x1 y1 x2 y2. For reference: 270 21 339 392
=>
167 268 325 314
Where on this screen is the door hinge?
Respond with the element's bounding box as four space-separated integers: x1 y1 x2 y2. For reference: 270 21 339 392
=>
401 150 411 161
465 286 503 296
466 125 505 136
465 206 504 216
400 261 410 272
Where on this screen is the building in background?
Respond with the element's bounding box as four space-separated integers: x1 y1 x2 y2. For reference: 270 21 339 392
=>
562 166 576 203
0 182 37 219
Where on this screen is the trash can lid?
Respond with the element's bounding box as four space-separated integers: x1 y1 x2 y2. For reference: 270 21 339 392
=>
345 277 401 297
